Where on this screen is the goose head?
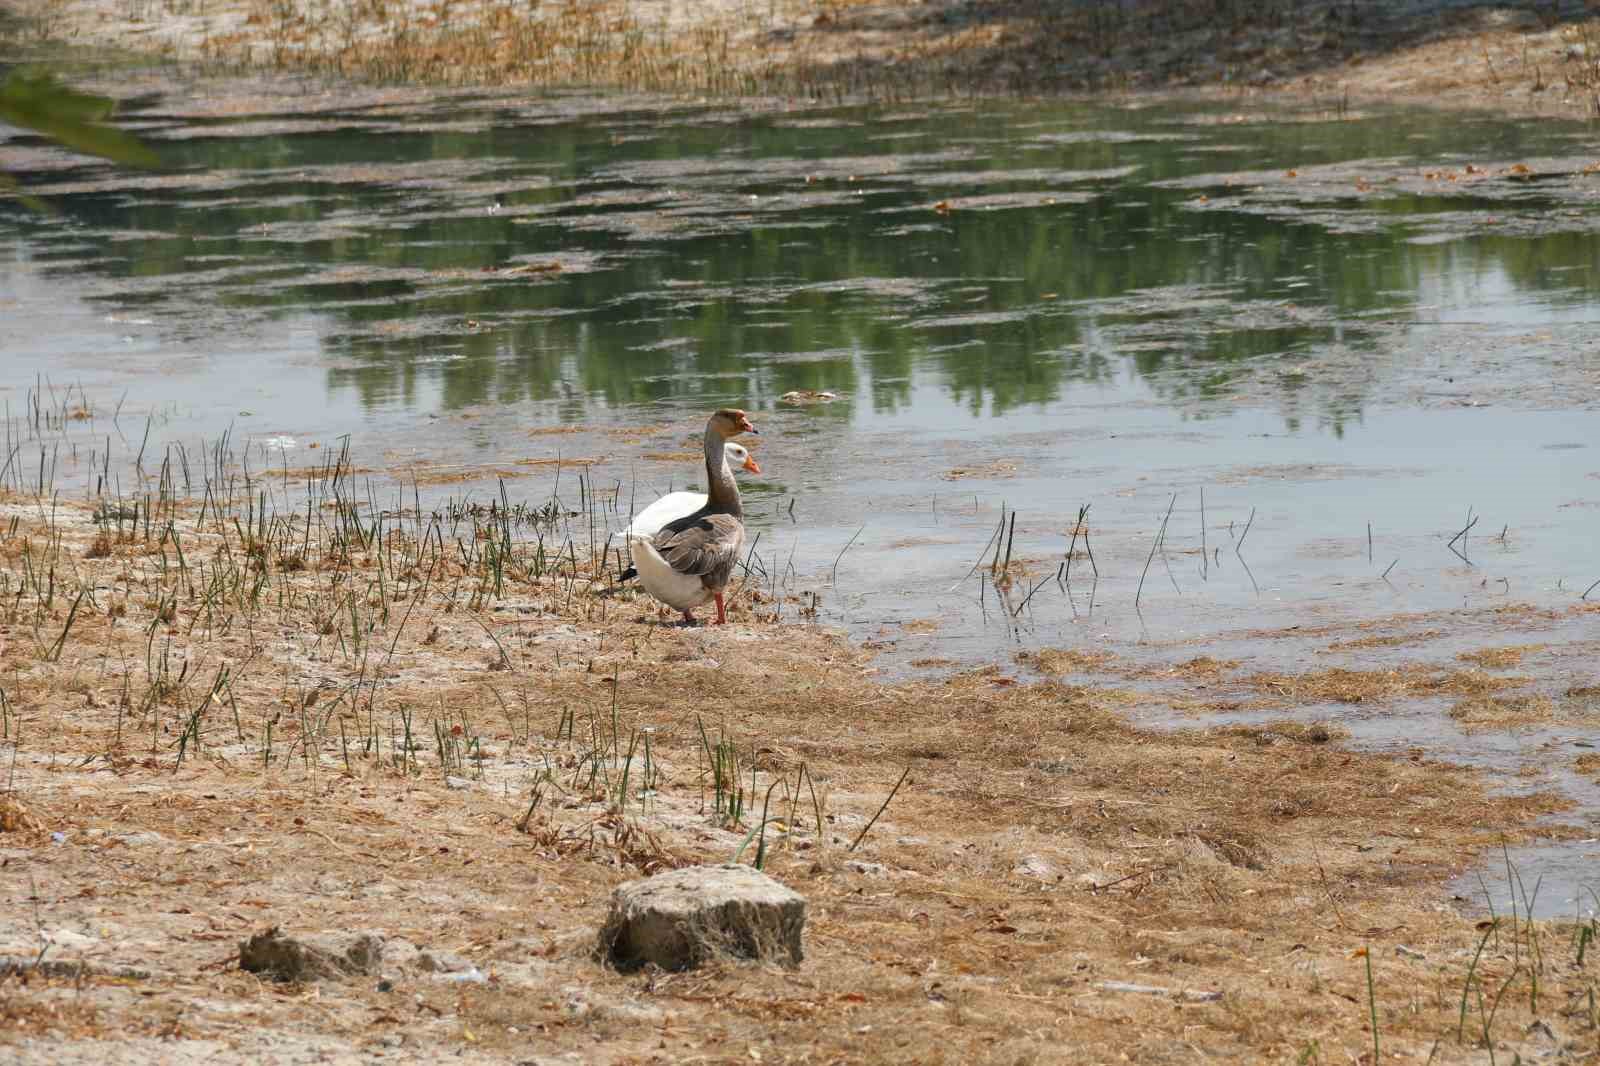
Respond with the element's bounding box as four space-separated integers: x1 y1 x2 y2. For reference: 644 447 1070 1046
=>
725 442 761 476
709 408 758 438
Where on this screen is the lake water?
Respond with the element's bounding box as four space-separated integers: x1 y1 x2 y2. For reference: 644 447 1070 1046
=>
2 78 1597 913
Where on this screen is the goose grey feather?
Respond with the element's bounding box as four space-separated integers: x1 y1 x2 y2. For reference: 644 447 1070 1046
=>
653 512 745 587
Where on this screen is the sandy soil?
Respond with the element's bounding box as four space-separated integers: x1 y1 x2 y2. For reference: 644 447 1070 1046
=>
0 425 1594 1063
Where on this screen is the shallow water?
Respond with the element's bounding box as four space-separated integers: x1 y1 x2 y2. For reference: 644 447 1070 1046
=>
2 79 1597 913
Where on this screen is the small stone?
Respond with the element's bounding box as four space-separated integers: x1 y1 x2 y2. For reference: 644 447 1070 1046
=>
440 966 487 984
416 949 473 974
43 928 97 950
1013 853 1060 882
561 986 592 1018
596 864 806 972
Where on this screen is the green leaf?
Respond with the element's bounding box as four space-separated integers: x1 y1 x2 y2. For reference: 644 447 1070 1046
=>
0 69 160 169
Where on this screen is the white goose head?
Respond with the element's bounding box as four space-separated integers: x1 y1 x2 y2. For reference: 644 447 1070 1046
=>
723 442 761 476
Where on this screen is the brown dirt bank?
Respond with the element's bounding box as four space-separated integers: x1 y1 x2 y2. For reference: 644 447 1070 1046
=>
0 464 1595 1062
7 0 1600 117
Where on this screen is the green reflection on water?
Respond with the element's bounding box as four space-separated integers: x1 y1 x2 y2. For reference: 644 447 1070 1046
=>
7 97 1598 421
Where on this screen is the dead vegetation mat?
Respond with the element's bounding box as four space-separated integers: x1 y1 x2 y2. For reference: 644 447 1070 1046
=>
0 488 1593 1063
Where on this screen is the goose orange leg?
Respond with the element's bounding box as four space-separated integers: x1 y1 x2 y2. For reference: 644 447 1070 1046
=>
714 592 727 625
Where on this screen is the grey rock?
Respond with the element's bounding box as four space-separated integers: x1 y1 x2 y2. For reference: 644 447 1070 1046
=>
596 863 806 972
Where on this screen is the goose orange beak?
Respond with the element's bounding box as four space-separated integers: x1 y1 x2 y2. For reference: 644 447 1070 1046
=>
742 454 762 475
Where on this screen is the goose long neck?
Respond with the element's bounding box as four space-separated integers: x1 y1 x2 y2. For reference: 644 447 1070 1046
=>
704 425 742 516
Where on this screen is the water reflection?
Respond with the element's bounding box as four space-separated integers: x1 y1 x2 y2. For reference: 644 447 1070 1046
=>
3 96 1599 426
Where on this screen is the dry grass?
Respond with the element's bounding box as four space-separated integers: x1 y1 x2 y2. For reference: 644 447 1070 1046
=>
1326 628 1442 652
0 991 101 1042
1448 683 1600 734
1567 683 1600 705
1215 719 1344 746
0 797 44 834
1457 643 1545 669
399 462 544 484
1020 647 1116 674
941 460 1019 481
1448 692 1558 732
1245 665 1524 705
1142 655 1239 681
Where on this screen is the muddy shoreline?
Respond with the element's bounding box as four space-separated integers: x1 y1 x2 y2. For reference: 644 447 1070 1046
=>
7 0 1600 119
0 409 1593 1062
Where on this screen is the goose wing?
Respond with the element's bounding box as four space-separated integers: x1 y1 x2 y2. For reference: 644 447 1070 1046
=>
626 491 706 539
652 513 745 578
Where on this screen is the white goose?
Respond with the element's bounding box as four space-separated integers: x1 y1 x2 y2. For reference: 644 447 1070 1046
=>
625 443 760 540
628 409 757 625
